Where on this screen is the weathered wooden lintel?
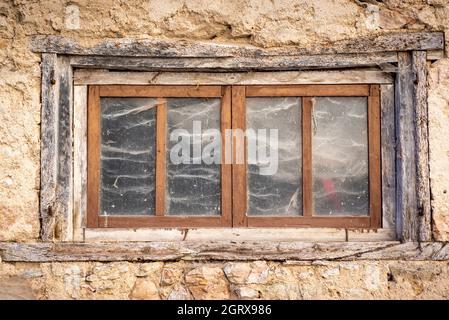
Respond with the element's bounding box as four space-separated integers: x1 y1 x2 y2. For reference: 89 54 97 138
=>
30 32 444 57
69 53 398 72
1 241 448 262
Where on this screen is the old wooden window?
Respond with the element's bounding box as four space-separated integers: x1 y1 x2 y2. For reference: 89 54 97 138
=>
87 84 380 228
35 33 442 243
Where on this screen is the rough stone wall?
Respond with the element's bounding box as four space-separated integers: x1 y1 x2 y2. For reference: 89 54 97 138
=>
1 260 449 299
0 0 449 299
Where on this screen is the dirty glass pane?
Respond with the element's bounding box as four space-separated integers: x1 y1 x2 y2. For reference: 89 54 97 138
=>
246 97 302 215
312 97 369 216
100 98 157 215
166 98 221 215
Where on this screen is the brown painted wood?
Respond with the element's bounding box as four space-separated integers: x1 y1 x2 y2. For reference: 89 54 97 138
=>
87 84 383 229
87 86 101 228
99 85 222 97
368 85 382 228
221 86 233 227
302 97 313 218
246 85 370 97
247 216 371 228
98 216 223 228
232 86 248 227
155 98 167 216
70 53 398 72
89 85 234 228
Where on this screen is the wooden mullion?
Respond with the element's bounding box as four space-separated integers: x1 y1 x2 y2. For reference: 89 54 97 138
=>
87 85 101 228
155 98 167 216
221 86 233 227
232 86 247 227
368 85 382 228
302 97 313 217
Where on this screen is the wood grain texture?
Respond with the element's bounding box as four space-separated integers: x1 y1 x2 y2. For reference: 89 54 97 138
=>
73 85 88 241
74 69 395 86
393 52 432 241
54 56 73 241
220 86 233 227
155 99 167 217
413 51 432 242
231 86 247 227
40 54 74 241
40 53 58 241
30 32 444 56
1 241 448 262
380 84 396 231
70 53 400 72
87 86 101 228
302 97 313 218
396 52 418 241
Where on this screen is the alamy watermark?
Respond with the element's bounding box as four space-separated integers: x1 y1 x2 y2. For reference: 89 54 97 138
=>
170 121 279 175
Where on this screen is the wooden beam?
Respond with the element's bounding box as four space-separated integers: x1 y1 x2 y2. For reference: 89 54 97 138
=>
30 32 444 57
69 52 398 72
1 241 448 262
73 69 395 86
40 53 58 241
413 51 432 242
380 84 396 230
395 51 432 241
40 54 74 241
368 85 382 228
395 52 417 241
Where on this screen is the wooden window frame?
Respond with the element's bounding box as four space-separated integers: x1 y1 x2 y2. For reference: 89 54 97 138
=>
87 84 381 229
233 84 381 228
87 85 232 228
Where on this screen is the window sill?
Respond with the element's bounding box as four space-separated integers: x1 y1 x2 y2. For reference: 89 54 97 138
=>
1 240 448 263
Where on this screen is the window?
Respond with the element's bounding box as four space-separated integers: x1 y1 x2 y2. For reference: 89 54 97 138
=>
87 84 381 229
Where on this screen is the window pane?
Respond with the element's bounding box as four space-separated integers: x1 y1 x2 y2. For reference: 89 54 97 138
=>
312 97 368 216
166 98 221 215
246 97 302 215
100 98 157 215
